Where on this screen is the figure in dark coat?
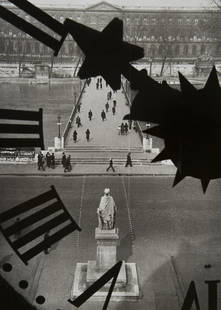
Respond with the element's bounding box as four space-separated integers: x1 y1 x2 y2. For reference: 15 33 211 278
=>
73 130 77 143
101 110 106 121
106 158 115 172
46 152 51 168
88 110 93 121
64 155 72 172
125 152 133 167
124 122 128 134
61 152 66 167
105 102 109 113
50 153 55 169
86 129 90 142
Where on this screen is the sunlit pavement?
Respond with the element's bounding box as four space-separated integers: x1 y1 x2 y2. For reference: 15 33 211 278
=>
0 175 220 310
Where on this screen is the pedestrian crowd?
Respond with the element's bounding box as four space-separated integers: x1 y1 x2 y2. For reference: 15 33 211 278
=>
69 77 122 144
37 150 133 173
37 151 73 172
37 151 55 171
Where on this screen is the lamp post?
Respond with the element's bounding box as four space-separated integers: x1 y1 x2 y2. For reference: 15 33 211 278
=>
74 91 77 105
57 115 61 139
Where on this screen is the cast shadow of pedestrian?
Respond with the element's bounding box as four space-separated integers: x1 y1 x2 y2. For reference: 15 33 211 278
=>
117 233 133 262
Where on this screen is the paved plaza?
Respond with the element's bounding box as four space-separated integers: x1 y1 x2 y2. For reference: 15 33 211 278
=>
0 176 221 310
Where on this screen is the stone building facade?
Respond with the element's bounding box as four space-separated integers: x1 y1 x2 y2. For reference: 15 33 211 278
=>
0 1 220 62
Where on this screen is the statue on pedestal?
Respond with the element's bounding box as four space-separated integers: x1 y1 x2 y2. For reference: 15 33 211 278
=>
97 188 116 230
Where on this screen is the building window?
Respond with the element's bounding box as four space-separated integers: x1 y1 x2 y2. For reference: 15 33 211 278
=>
194 19 198 25
184 45 188 55
143 18 147 25
175 45 180 56
135 18 139 25
169 18 173 24
178 18 183 25
192 45 197 56
26 41 31 54
35 42 39 54
150 45 155 57
126 17 130 24
151 18 156 24
201 44 205 54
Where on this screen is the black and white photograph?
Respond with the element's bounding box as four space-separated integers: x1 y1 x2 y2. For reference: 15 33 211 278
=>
0 0 221 309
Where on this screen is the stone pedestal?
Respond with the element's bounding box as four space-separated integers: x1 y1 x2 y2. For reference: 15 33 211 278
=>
96 228 118 269
54 137 64 149
71 227 140 301
86 228 126 287
143 136 152 152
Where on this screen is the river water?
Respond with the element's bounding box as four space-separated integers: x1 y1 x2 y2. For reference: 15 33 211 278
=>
0 81 80 148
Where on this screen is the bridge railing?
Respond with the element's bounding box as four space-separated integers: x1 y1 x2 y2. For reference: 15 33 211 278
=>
62 79 87 147
121 81 144 144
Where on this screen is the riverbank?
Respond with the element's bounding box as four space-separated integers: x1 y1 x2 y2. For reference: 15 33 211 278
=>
0 77 79 84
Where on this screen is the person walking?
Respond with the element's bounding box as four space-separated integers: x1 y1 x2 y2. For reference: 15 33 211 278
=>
105 102 109 113
125 152 133 167
112 106 116 115
64 155 72 172
120 123 124 135
46 151 51 168
113 100 117 108
76 116 81 127
73 130 77 143
50 153 55 169
124 122 128 135
133 121 137 132
88 109 93 121
37 151 42 170
106 158 115 172
86 129 90 142
77 104 81 113
101 110 106 121
61 152 66 167
42 156 46 171
37 151 45 171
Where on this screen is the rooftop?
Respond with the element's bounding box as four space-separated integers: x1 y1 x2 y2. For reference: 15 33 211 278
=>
3 0 218 10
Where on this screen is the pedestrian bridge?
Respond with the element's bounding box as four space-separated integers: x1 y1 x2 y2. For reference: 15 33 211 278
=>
63 77 147 163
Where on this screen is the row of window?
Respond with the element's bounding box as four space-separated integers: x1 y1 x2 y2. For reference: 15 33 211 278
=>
124 34 215 42
0 38 219 58
146 43 210 57
10 10 210 26
0 30 216 43
125 17 204 25
0 40 77 56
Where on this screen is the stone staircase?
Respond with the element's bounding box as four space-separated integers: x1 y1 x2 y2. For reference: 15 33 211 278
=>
63 145 156 165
